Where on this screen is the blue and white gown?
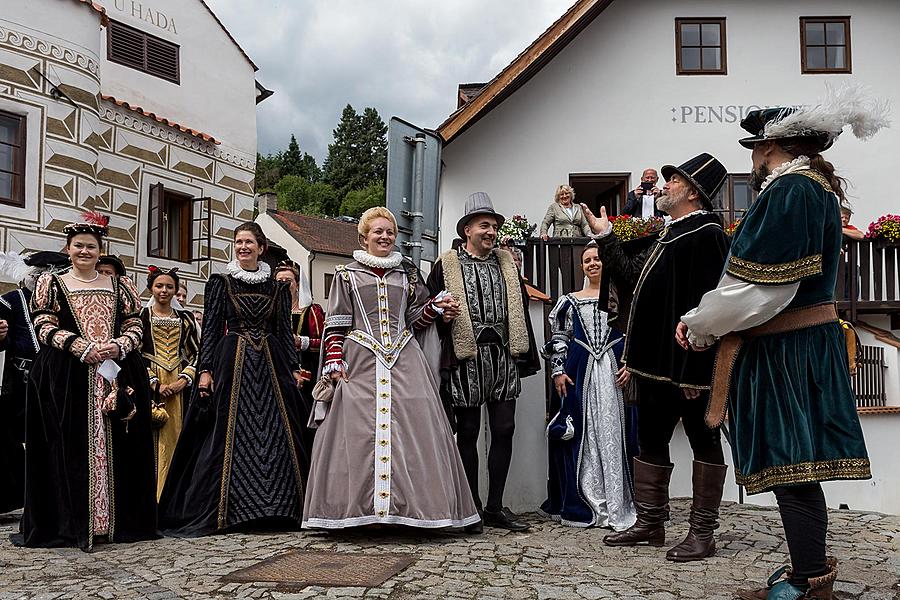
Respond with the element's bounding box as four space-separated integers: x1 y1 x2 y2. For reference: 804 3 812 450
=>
540 294 636 530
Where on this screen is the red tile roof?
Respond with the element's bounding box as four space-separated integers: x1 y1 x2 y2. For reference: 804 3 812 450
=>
271 211 360 257
73 0 109 25
101 95 220 145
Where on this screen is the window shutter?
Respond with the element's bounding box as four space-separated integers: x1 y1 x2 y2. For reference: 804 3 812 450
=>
189 196 211 263
146 36 179 82
108 20 180 84
148 182 163 257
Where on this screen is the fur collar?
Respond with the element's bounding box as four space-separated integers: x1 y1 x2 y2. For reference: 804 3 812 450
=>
440 248 529 361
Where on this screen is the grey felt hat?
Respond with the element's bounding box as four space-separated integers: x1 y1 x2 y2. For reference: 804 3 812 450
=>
456 191 506 239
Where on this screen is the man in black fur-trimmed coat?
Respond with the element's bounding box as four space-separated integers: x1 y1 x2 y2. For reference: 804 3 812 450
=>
427 192 539 533
581 154 730 562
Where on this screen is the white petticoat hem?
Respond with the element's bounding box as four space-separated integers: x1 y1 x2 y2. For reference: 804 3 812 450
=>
302 512 481 529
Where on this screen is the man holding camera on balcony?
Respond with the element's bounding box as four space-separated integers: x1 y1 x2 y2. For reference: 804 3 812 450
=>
622 168 666 218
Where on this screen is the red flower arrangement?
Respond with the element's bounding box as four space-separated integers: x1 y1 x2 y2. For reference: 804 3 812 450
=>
864 214 900 243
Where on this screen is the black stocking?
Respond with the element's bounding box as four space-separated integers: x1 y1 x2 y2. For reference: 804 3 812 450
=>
773 483 828 588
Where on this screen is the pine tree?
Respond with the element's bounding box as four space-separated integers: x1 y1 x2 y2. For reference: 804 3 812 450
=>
323 104 363 198
359 107 387 184
281 135 303 178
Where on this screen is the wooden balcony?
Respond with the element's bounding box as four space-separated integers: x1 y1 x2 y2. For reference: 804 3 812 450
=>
522 237 900 322
836 239 900 325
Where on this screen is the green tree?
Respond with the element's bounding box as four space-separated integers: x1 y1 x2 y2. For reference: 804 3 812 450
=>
274 176 340 216
323 104 388 199
281 135 322 182
339 181 386 218
281 135 303 177
300 153 323 183
254 151 283 192
359 107 387 183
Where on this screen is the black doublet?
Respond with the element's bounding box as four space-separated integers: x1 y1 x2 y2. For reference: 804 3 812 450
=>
596 212 729 389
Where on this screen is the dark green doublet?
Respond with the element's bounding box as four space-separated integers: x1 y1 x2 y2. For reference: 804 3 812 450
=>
725 171 870 494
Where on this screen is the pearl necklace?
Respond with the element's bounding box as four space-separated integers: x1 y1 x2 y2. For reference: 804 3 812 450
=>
70 271 99 283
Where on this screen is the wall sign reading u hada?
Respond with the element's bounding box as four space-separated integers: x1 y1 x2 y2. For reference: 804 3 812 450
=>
111 0 178 34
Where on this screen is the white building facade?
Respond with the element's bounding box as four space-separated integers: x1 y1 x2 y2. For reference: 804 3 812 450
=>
0 0 260 306
436 0 900 514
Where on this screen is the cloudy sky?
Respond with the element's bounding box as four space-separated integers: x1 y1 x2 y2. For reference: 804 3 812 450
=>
205 0 574 163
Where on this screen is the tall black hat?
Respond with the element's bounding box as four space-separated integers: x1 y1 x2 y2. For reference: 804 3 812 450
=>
660 153 727 211
456 192 506 239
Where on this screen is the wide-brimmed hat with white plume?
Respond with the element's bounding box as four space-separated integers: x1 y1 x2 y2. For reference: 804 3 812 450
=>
739 82 890 150
0 250 70 286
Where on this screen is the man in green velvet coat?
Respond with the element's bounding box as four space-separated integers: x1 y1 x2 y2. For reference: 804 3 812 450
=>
678 86 885 599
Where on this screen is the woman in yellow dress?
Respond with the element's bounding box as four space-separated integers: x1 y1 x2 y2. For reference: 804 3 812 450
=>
139 266 200 498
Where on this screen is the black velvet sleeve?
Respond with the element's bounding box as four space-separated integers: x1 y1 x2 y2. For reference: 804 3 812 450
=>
197 275 226 374
595 232 652 291
275 280 301 371
426 259 452 339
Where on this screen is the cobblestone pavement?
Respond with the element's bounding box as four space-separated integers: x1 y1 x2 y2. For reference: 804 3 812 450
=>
1 500 898 600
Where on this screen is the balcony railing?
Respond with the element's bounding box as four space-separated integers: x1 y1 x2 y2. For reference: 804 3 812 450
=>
836 239 900 322
522 237 900 319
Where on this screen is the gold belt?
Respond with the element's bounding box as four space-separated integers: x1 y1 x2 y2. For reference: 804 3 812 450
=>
705 302 838 428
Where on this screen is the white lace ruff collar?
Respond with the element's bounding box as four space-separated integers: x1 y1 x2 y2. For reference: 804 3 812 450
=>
759 155 810 191
226 260 271 284
667 209 710 226
353 250 403 269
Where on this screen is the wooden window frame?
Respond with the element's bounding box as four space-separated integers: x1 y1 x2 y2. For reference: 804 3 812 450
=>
712 173 757 226
0 110 26 208
323 273 334 300
147 182 210 263
675 18 727 75
800 17 852 74
107 19 180 84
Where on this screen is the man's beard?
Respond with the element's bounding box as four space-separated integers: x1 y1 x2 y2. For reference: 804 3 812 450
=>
748 163 771 191
656 189 685 214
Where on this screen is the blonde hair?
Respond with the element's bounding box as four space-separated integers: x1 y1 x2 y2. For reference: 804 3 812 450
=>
358 207 398 247
554 185 576 204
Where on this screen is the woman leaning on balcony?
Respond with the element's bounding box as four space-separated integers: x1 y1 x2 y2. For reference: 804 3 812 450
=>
540 185 592 240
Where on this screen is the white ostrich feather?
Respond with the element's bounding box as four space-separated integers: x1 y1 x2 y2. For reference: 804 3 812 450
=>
0 251 32 284
764 82 891 142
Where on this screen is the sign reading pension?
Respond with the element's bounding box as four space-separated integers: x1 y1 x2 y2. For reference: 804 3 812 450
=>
386 117 442 265
671 104 809 124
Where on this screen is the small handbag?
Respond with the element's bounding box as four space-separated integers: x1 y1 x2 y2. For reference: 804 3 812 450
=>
151 402 170 428
547 408 575 441
311 376 336 403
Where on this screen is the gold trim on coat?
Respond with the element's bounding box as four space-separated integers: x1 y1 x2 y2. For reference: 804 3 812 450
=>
737 457 871 495
727 254 823 284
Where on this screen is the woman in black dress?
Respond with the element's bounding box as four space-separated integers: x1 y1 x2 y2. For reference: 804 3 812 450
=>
14 213 156 550
159 222 310 536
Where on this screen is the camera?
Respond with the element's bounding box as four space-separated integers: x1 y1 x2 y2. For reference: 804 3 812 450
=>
640 181 654 191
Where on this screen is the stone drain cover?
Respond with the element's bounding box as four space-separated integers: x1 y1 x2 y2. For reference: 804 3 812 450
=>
222 550 416 588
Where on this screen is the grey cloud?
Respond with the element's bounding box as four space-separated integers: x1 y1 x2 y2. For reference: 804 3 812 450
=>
204 0 573 162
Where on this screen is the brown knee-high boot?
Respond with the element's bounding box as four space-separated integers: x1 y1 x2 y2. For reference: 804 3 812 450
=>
603 458 673 547
666 460 728 562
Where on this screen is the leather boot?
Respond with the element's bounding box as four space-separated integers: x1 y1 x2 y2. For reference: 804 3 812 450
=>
603 458 672 547
666 460 727 562
735 558 837 600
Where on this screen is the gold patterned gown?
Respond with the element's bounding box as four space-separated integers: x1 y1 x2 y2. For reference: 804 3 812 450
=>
14 273 156 550
140 308 199 498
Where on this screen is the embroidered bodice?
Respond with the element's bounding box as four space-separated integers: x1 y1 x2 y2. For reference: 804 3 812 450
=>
148 315 182 371
197 274 298 373
546 295 616 376
458 250 508 344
